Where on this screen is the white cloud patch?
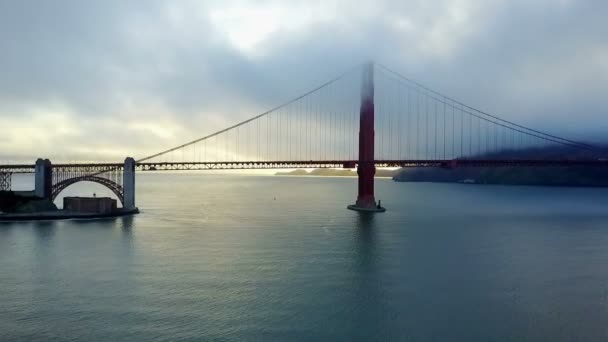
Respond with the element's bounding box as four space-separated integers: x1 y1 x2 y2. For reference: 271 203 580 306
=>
0 0 607 162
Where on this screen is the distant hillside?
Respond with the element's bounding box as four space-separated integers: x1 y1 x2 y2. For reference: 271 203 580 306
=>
393 145 608 187
393 166 608 187
273 146 608 186
276 168 398 177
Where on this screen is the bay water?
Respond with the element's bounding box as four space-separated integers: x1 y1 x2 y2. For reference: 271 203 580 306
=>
2 174 608 341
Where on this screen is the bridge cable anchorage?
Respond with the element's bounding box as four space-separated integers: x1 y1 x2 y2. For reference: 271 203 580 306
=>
375 63 599 152
135 63 364 163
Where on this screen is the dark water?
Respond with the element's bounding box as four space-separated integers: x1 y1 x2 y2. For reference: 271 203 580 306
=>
2 174 608 341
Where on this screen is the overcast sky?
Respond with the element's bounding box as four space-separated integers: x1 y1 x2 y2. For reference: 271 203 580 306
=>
1 0 606 162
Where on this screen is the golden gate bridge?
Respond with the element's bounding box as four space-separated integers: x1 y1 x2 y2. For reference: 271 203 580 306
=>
1 62 605 212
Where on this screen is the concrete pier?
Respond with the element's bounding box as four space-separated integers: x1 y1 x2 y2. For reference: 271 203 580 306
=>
123 157 136 210
34 158 52 199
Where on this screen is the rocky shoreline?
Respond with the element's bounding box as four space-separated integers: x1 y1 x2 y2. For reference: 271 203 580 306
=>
0 207 139 222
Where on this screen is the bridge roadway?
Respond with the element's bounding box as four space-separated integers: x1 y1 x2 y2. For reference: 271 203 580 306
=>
3 159 608 174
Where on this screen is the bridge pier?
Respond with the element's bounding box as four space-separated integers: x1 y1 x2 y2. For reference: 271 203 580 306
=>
348 62 385 213
34 158 52 199
123 157 136 210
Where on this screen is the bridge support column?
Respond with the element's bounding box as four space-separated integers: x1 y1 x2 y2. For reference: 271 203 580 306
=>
34 158 52 199
123 157 136 210
0 171 11 192
348 62 385 213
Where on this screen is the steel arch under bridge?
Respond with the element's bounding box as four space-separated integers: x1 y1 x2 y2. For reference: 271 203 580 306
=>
50 163 125 205
0 171 11 191
51 175 124 205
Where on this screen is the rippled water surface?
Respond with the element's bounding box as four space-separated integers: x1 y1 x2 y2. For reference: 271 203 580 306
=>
2 174 608 341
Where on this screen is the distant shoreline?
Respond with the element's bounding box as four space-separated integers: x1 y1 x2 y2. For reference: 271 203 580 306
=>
275 168 398 178
275 174 394 179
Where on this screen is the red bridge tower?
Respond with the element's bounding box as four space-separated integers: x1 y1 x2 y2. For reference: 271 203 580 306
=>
348 62 385 212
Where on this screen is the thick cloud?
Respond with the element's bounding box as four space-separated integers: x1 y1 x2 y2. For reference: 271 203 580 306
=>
0 0 606 162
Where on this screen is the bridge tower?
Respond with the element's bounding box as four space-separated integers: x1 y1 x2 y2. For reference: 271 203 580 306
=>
34 158 52 199
348 62 385 212
123 157 136 210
